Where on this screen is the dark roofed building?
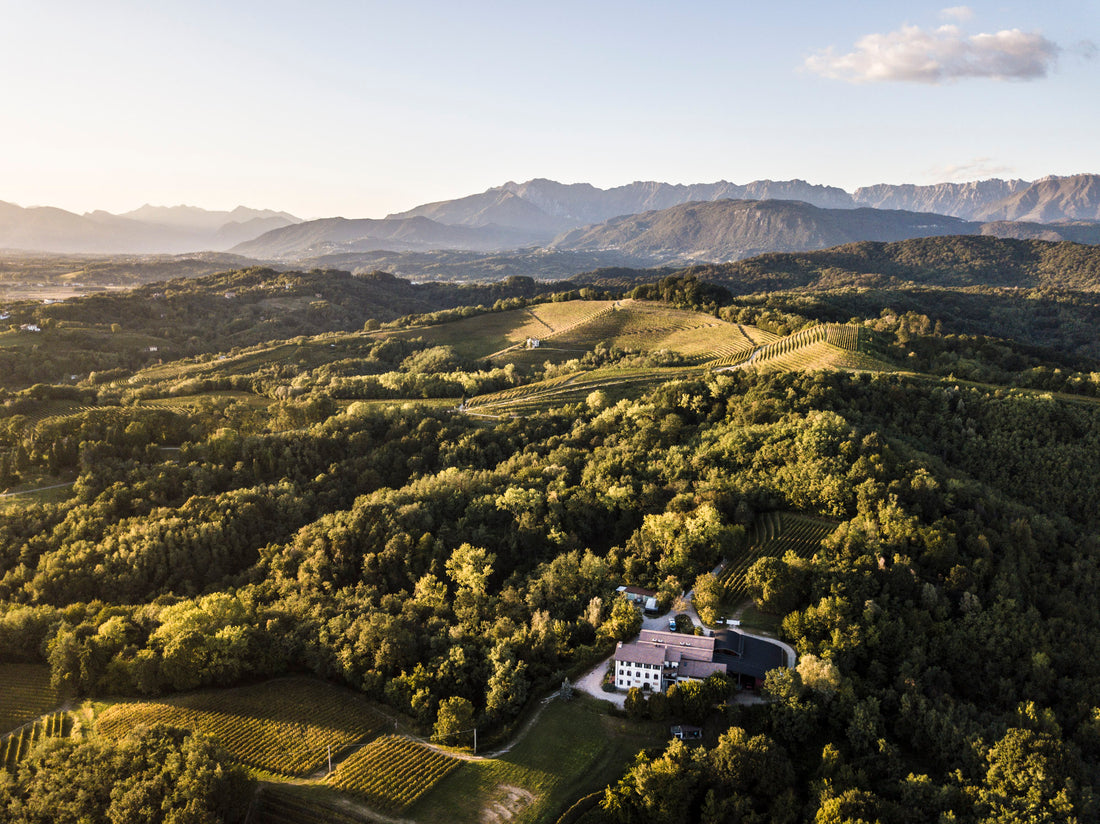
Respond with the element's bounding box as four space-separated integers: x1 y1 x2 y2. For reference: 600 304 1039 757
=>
715 631 788 689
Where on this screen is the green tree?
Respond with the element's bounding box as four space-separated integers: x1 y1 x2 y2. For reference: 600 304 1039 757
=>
692 572 724 626
602 596 643 642
433 696 475 746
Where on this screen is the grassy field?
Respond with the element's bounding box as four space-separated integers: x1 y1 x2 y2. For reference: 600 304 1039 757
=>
411 695 665 824
0 664 65 735
96 678 392 777
0 480 75 513
250 784 378 824
718 512 838 606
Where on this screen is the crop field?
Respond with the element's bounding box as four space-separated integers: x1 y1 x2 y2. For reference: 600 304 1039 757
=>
0 664 64 735
1 712 73 772
96 678 391 777
135 391 271 409
544 302 752 360
128 340 322 386
381 301 619 361
718 512 839 604
327 735 461 813
465 365 707 415
715 323 891 374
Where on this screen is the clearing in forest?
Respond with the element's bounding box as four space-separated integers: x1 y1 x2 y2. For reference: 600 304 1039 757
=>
718 512 839 604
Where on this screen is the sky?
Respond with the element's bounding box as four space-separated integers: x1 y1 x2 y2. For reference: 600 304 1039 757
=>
0 1 1095 219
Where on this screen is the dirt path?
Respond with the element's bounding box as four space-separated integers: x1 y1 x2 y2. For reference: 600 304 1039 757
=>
574 655 624 708
0 481 73 498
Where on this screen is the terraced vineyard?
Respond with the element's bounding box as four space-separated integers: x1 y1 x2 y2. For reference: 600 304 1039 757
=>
96 678 390 777
718 512 838 604
1 712 74 772
327 735 461 813
0 664 64 735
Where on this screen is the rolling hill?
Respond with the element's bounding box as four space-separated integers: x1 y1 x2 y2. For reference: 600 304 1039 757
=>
230 216 549 259
549 199 976 262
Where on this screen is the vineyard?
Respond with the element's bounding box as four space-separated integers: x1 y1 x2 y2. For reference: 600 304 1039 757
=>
1 712 73 772
96 678 391 777
543 302 758 363
718 512 838 604
327 735 461 813
0 664 64 735
465 365 706 415
713 323 891 374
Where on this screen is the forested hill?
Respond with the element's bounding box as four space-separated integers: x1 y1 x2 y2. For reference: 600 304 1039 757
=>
1 267 587 350
6 235 1100 820
681 236 1100 293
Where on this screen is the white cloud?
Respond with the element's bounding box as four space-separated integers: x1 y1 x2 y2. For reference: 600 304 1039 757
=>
940 6 974 23
805 22 1060 83
927 158 1016 182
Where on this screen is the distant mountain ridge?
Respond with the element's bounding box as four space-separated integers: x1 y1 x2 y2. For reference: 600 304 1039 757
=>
853 179 1031 218
230 216 545 259
5 173 1100 258
0 202 301 254
973 174 1100 222
389 178 858 234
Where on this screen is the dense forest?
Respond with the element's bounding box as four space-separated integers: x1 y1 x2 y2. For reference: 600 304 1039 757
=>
3 236 1100 821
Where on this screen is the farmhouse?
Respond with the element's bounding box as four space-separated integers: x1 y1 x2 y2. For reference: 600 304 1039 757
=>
616 585 657 609
613 628 787 692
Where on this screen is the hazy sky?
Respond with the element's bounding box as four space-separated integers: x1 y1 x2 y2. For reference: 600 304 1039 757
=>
0 1 1095 218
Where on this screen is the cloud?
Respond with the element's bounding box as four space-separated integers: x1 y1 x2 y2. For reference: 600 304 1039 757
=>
940 6 974 23
928 158 1016 181
1074 40 1098 60
805 22 1060 83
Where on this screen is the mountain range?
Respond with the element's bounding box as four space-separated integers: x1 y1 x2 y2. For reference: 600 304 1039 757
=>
3 174 1099 263
237 174 1100 264
0 202 300 254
